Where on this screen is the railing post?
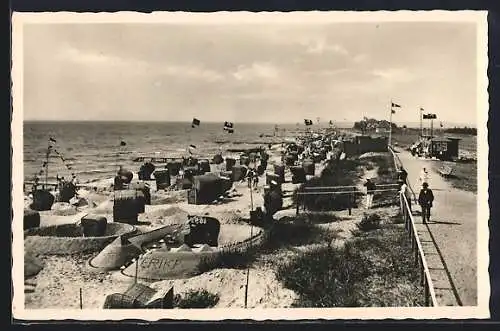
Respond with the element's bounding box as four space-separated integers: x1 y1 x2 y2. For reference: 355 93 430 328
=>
296 192 299 216
414 239 419 266
424 278 430 306
420 257 424 286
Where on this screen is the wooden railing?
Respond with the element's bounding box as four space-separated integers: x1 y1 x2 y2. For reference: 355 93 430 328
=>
389 145 438 306
399 191 439 306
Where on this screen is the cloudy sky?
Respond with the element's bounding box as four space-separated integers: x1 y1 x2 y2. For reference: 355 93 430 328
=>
22 20 479 125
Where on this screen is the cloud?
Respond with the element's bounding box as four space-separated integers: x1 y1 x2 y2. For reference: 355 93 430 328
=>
302 38 349 56
232 62 279 82
371 67 416 83
57 46 126 66
58 46 224 82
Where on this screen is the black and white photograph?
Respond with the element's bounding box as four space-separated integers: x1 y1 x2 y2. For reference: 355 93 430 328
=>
11 11 489 320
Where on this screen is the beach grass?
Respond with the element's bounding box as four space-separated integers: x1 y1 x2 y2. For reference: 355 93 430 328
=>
275 223 424 307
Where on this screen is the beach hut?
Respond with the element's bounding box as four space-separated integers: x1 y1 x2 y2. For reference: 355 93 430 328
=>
80 214 108 237
113 190 141 225
153 169 171 190
30 189 55 211
273 165 285 183
24 209 40 230
290 166 306 184
430 137 461 160
165 161 182 176
198 159 211 174
130 182 151 205
225 158 236 171
189 174 226 205
302 160 315 176
178 216 221 247
231 165 247 182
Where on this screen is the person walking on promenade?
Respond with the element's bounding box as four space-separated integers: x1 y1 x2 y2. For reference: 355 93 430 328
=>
400 182 412 212
364 178 376 209
398 166 408 185
418 182 434 223
418 166 430 187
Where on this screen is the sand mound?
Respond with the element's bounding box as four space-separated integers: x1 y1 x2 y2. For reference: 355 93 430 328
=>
218 223 262 246
151 190 187 205
149 268 298 308
25 252 44 279
89 236 142 271
92 200 114 214
51 203 79 216
24 223 137 255
359 152 388 159
122 250 214 281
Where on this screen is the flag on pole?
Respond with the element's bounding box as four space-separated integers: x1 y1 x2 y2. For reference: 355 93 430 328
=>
188 144 197 154
191 118 201 128
304 119 313 126
120 140 127 146
440 121 444 128
49 137 57 143
391 102 401 114
223 121 234 133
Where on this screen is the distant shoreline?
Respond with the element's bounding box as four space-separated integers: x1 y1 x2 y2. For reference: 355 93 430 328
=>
22 119 478 129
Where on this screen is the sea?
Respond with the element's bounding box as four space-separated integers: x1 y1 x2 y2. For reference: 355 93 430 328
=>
23 121 309 184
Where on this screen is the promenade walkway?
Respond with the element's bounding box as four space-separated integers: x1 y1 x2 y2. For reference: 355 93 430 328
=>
396 148 477 306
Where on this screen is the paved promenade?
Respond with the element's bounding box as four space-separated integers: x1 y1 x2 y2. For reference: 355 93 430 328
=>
396 149 477 306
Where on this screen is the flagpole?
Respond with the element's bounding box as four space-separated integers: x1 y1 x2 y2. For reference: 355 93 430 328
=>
388 99 393 148
419 108 423 138
45 142 50 190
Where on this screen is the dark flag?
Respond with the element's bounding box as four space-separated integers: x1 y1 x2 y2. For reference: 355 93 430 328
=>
192 118 201 128
304 119 313 126
223 121 234 132
49 137 57 143
120 140 127 146
391 102 401 108
329 120 333 125
440 122 444 128
188 144 197 154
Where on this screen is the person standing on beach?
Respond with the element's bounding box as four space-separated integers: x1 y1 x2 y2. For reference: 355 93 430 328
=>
363 178 376 209
418 182 434 223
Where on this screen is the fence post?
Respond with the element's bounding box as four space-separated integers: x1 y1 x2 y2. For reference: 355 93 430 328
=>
296 191 299 216
420 257 424 286
424 277 430 306
414 240 419 266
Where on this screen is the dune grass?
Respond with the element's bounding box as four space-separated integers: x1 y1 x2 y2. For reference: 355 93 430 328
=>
275 223 424 307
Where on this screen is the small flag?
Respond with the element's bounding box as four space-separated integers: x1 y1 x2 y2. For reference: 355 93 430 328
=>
420 107 424 111
120 140 127 146
192 118 201 128
329 120 333 125
391 102 401 108
188 144 197 155
391 109 396 114
223 121 234 132
440 121 444 128
304 119 313 126
49 137 57 143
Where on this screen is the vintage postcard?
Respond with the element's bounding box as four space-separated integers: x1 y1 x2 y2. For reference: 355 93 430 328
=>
11 10 489 320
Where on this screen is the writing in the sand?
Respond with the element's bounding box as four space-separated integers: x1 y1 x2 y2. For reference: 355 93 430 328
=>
140 257 180 270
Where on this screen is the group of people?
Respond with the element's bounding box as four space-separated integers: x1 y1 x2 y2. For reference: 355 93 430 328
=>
364 165 435 224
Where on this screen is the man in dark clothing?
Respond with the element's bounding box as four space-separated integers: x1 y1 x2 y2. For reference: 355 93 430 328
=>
363 178 376 209
398 166 408 184
418 182 434 223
